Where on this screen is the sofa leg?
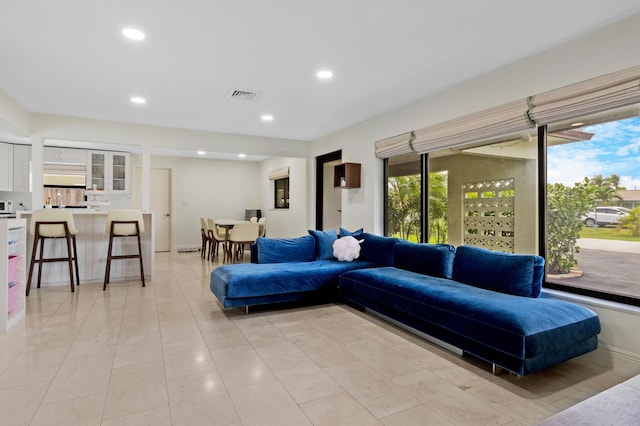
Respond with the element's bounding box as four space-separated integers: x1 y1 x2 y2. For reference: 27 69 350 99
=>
492 364 505 376
245 305 249 315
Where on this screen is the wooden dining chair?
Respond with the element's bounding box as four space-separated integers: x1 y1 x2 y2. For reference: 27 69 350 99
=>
207 218 225 259
228 222 259 262
200 217 211 259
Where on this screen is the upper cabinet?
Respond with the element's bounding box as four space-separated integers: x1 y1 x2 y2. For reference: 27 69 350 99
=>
0 143 32 193
0 143 13 191
12 145 31 193
87 151 130 194
43 147 87 164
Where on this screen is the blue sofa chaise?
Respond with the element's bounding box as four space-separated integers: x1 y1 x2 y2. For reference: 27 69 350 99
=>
209 232 390 311
209 231 600 376
339 240 601 376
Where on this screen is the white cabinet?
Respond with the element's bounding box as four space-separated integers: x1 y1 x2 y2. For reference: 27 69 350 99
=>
87 151 130 193
43 147 87 164
0 143 14 191
1 219 26 330
12 145 31 193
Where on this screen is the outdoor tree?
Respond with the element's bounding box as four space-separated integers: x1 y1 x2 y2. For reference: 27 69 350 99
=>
547 181 596 274
428 171 448 243
387 175 421 241
613 206 640 237
587 174 625 205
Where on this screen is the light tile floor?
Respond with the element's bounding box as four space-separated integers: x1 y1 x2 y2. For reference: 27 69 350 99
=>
0 251 633 425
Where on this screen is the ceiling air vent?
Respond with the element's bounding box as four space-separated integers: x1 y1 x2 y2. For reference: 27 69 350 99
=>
228 89 258 101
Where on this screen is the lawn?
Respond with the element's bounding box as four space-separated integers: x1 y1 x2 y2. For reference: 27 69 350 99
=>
579 226 640 242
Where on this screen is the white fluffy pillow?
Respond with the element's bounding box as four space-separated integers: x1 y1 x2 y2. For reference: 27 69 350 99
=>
332 236 362 262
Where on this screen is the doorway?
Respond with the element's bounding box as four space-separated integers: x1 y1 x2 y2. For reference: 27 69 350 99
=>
136 167 172 252
315 150 342 231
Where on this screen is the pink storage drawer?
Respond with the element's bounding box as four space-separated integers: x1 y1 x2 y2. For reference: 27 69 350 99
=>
8 256 19 283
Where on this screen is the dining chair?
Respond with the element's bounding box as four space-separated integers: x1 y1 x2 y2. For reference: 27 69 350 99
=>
249 216 258 223
207 218 225 259
258 217 266 237
104 209 145 290
228 222 259 262
27 209 80 296
200 217 211 259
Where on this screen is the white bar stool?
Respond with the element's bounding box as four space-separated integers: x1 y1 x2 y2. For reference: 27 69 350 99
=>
27 209 80 295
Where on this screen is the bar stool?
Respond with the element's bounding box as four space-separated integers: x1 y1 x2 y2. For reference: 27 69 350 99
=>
104 209 145 290
27 209 80 296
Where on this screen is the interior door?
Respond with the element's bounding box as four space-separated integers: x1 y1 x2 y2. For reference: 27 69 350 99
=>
150 168 171 252
315 150 342 230
323 160 342 231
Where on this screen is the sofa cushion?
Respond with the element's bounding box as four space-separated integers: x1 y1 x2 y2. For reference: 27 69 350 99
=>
452 246 544 298
211 259 376 304
339 267 600 362
394 241 455 279
359 233 396 266
340 227 364 239
308 229 338 260
256 235 316 264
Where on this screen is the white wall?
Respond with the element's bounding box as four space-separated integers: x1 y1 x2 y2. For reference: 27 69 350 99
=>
151 155 261 249
258 157 308 238
307 12 640 374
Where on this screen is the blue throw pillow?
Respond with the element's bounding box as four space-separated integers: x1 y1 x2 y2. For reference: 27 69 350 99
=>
339 227 364 240
452 246 544 297
256 235 316 264
394 240 456 279
359 233 396 266
308 229 338 259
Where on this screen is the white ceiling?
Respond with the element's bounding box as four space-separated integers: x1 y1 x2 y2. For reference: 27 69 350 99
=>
2 1 640 143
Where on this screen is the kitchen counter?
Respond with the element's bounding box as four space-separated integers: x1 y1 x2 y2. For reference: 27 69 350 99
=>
17 211 154 286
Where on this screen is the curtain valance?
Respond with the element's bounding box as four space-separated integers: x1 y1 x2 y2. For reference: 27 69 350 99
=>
528 65 640 125
268 166 289 180
374 131 415 159
411 99 533 153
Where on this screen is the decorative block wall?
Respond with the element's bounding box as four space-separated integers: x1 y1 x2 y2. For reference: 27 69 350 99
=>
463 178 515 252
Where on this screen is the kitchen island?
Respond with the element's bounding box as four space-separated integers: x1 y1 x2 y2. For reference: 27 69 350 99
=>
17 210 154 287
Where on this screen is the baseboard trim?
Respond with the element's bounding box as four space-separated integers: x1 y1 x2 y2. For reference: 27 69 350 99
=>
580 343 640 375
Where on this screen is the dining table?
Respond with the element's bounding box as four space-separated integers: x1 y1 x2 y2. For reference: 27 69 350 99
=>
215 219 247 261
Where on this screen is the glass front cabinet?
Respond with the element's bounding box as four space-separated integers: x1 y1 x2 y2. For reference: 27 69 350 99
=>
87 151 130 193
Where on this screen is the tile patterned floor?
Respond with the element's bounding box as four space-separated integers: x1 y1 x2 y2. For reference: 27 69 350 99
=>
0 251 632 425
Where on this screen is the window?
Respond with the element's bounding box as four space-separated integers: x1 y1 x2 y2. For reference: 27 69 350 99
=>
385 153 422 242
380 66 640 306
427 138 538 253
545 114 640 303
274 177 289 209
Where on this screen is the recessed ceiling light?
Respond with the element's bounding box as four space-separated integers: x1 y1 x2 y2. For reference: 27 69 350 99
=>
130 96 146 105
261 114 274 122
238 153 247 158
571 122 584 127
197 151 206 156
122 28 145 41
316 70 333 79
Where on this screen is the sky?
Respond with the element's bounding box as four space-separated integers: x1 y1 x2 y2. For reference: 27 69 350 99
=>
547 116 640 190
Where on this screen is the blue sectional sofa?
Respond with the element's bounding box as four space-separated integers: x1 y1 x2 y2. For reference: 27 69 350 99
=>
209 232 383 309
209 232 601 376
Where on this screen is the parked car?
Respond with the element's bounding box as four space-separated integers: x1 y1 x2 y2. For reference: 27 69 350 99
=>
581 206 631 227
